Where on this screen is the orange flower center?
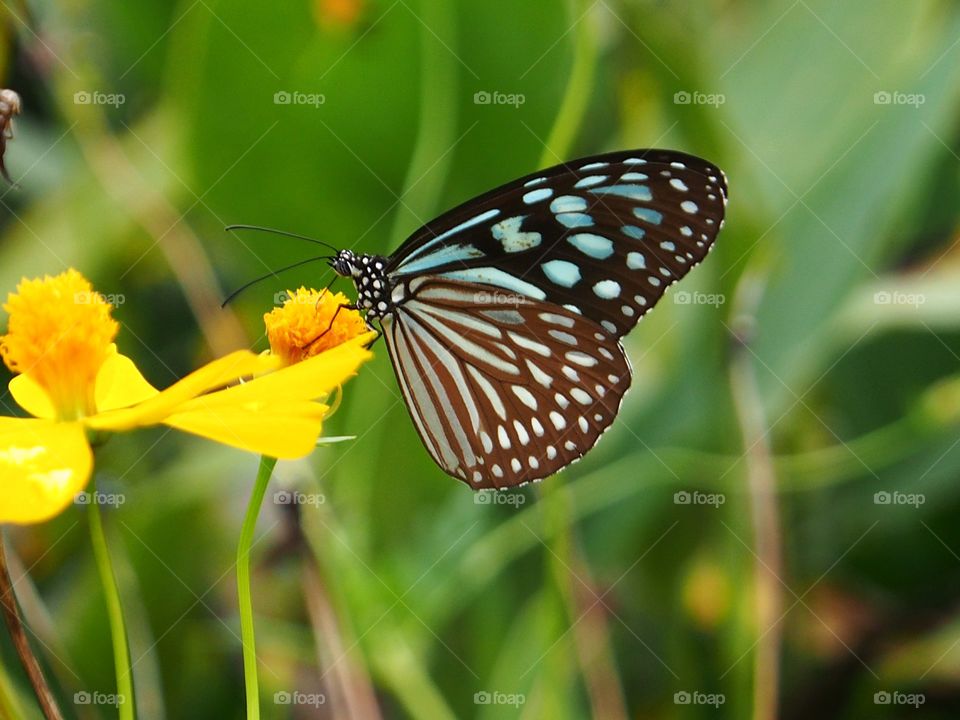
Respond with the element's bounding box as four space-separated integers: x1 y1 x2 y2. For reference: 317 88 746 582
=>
263 288 368 366
0 269 119 419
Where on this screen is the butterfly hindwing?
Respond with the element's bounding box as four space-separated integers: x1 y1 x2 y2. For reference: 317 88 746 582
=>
381 277 631 489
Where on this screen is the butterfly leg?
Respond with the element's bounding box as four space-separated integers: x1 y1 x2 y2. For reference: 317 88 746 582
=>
299 302 354 349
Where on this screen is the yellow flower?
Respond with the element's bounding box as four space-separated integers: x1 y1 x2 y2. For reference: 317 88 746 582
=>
264 288 368 365
0 270 373 525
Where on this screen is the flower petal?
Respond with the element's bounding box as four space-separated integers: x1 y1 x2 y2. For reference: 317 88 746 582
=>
85 350 281 432
176 333 374 414
8 374 56 419
95 353 159 412
0 418 92 524
163 401 329 458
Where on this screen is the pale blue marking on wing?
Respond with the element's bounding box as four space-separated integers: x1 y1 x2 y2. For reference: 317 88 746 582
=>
574 175 608 189
590 184 652 202
440 267 547 300
622 225 645 240
550 195 588 214
396 208 501 269
542 259 582 288
567 233 614 260
660 240 676 251
524 176 547 187
626 252 646 269
621 172 649 181
634 207 663 225
491 215 542 252
556 212 594 228
580 161 609 171
393 243 485 275
623 157 648 164
593 279 621 299
523 187 553 204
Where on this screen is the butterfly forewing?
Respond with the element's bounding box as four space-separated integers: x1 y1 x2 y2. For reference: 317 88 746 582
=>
387 149 727 339
381 277 630 489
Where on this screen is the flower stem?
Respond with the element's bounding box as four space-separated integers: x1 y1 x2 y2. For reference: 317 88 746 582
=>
237 456 277 720
87 485 134 720
0 532 63 720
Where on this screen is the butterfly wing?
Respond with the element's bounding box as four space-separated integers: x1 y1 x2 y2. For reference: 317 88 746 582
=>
386 149 727 338
381 277 630 489
380 148 727 488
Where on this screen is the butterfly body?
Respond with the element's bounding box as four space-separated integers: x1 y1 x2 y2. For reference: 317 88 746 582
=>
329 149 728 489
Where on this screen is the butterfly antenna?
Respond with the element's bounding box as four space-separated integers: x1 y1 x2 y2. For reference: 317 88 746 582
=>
225 224 340 253
222 255 334 308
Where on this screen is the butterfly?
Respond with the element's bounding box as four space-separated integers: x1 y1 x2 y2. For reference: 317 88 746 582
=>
236 149 727 489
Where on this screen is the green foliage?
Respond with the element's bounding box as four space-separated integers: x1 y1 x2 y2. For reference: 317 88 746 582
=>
3 0 960 717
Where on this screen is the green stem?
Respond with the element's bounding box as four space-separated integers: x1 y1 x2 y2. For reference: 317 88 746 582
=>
237 456 277 720
0 658 23 720
540 0 598 164
87 482 134 720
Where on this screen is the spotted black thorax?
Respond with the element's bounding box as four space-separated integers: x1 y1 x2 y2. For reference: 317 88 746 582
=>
330 249 393 320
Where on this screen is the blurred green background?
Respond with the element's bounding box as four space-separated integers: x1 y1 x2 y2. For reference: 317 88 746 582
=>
2 0 960 717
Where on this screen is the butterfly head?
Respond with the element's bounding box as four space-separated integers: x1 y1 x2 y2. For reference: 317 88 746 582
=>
330 250 392 319
330 249 362 278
